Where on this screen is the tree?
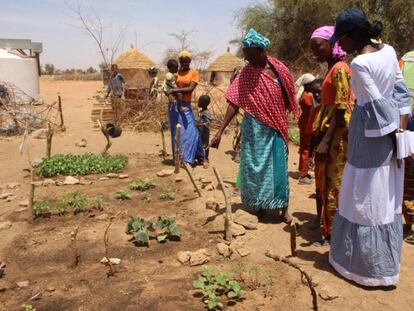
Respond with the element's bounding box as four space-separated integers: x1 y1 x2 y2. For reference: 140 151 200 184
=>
236 0 414 71
86 66 97 74
44 64 55 75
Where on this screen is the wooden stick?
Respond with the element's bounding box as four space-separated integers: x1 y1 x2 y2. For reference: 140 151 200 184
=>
104 218 115 277
57 93 65 130
174 124 181 174
265 252 318 311
160 122 167 160
70 226 79 268
182 163 202 197
27 167 36 223
98 109 112 155
46 122 53 158
290 219 297 257
213 167 232 242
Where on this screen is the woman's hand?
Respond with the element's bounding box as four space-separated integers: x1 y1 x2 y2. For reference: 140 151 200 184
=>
209 132 222 149
316 140 329 154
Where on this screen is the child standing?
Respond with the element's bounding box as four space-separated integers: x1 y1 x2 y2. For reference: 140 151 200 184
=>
196 95 212 167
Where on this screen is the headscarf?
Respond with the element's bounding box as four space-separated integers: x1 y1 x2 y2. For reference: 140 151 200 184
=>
295 73 316 104
242 28 270 49
311 26 347 60
179 51 192 59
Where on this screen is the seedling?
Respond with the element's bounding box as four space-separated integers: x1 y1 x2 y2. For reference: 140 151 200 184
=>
33 200 51 217
193 266 245 310
58 191 89 214
116 189 132 201
129 178 155 191
155 216 181 242
159 188 175 201
140 192 151 202
89 196 104 210
21 304 36 311
125 217 155 245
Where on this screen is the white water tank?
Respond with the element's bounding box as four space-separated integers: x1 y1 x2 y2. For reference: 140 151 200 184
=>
0 48 39 100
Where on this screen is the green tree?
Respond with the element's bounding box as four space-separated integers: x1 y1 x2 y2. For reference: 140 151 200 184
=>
86 66 97 74
236 0 414 71
44 63 55 75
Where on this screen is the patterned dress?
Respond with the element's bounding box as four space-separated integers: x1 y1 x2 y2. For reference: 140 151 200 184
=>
315 61 354 238
329 44 411 286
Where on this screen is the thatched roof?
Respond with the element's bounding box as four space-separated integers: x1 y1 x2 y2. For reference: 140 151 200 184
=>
207 48 244 72
115 47 155 70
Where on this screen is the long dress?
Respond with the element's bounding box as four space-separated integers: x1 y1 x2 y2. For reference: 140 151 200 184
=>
169 69 204 164
329 44 411 286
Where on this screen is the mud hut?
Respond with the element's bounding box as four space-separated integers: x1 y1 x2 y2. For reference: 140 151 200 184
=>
207 48 244 86
114 46 155 90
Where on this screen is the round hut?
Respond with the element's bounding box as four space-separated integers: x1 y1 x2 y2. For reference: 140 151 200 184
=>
207 48 244 86
114 46 156 92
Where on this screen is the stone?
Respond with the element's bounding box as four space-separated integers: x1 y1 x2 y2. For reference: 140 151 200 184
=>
17 280 29 288
216 243 231 257
205 198 219 211
55 181 64 186
31 128 47 139
205 184 215 191
42 179 56 186
6 182 20 189
106 173 119 178
99 177 109 181
189 249 210 266
31 158 43 167
232 223 246 237
177 251 191 264
0 193 12 200
100 257 121 265
63 176 80 185
235 244 252 257
199 177 212 185
19 199 29 207
79 178 92 185
14 207 27 213
156 169 174 177
6 196 14 202
233 209 259 230
46 287 55 292
319 286 339 301
75 139 87 148
32 181 43 187
0 221 12 231
119 174 129 179
175 176 183 183
95 214 109 220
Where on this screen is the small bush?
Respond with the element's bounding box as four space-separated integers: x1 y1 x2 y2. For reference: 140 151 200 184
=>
159 188 175 201
116 189 132 201
129 178 155 191
33 200 51 217
58 191 88 214
37 153 128 177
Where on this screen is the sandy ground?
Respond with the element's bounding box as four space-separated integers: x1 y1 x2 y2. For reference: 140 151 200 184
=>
0 78 413 310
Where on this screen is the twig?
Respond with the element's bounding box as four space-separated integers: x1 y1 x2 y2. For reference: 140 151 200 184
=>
104 218 115 277
70 226 79 268
46 122 54 158
160 122 167 160
57 93 65 130
290 219 297 257
213 167 232 242
182 163 202 197
174 124 181 173
265 252 318 311
27 167 36 223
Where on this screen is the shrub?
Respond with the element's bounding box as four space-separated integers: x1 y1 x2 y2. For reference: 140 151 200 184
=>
33 200 51 217
159 188 175 201
129 178 155 191
116 189 132 201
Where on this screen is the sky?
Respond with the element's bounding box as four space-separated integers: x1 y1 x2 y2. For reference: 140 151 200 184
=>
1 0 261 69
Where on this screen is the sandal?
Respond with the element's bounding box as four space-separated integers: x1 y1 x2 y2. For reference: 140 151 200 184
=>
404 233 414 245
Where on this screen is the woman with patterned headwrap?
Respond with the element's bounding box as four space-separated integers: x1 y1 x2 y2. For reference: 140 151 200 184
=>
211 29 298 223
167 51 205 165
309 26 354 241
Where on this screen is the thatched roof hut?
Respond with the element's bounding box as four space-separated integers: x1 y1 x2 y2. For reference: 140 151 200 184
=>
114 46 156 90
207 48 244 86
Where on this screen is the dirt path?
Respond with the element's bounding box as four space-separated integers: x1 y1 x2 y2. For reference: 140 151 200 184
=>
0 78 413 310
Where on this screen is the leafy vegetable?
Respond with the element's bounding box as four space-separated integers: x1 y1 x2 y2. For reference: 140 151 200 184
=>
155 216 181 242
193 267 245 310
58 191 89 214
129 178 155 191
33 200 51 217
37 153 128 177
125 217 155 245
21 304 36 311
159 188 175 201
116 189 132 201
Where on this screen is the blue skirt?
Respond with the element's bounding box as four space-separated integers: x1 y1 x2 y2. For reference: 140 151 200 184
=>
239 113 289 210
169 102 204 164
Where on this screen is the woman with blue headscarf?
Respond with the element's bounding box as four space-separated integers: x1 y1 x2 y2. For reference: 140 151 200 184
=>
211 29 298 223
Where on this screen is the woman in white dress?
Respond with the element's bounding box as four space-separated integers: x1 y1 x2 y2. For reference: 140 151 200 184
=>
328 8 411 287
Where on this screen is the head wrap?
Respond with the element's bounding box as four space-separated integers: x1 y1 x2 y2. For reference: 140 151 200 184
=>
295 73 316 104
311 26 347 60
178 51 192 59
242 28 270 49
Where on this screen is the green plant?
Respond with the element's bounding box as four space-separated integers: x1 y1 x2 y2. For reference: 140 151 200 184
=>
37 153 128 177
33 200 51 217
288 129 300 146
193 267 245 310
129 178 155 191
125 217 155 244
140 192 151 202
159 188 175 201
89 196 104 210
58 191 89 214
155 216 181 242
116 189 132 201
21 304 36 311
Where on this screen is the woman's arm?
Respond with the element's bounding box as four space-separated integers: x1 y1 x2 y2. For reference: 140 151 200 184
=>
210 102 239 149
170 81 197 94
